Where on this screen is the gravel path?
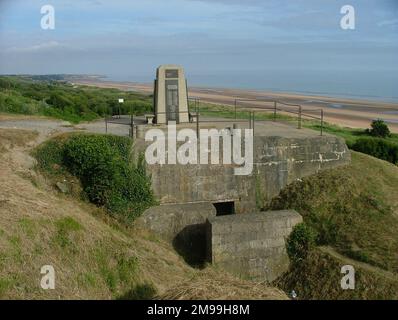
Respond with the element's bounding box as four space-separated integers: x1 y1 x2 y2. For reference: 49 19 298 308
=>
0 117 131 143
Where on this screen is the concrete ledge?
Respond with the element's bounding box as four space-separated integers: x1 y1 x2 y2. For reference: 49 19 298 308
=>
206 210 303 282
136 202 216 241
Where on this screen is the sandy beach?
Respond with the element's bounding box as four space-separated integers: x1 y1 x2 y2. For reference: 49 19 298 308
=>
73 79 398 133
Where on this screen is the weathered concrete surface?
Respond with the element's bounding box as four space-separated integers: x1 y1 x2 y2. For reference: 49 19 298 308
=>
136 202 216 265
206 210 303 282
137 202 216 241
253 134 350 209
134 122 350 213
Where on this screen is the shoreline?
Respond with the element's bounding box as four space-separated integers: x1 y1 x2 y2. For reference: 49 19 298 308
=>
72 78 398 133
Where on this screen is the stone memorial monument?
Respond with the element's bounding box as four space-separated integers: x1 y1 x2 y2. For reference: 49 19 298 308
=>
154 65 189 124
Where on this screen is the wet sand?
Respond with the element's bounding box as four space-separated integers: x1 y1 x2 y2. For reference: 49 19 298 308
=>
73 79 398 133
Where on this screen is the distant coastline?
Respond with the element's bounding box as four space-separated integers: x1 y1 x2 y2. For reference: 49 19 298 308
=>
103 74 398 104
72 75 398 133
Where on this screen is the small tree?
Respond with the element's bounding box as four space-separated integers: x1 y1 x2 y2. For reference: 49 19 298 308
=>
369 119 390 138
286 223 318 263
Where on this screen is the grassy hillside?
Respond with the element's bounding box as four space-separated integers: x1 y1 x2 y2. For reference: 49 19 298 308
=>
0 76 152 123
0 128 286 300
267 151 398 299
305 122 398 150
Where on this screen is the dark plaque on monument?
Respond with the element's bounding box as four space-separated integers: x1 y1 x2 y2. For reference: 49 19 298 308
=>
165 69 179 78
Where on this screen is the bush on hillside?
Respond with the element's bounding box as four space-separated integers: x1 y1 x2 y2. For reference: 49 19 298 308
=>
368 119 391 138
351 137 398 165
0 76 153 123
286 223 318 263
34 133 155 221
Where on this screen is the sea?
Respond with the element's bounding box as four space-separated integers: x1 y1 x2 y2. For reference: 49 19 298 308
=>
105 69 398 104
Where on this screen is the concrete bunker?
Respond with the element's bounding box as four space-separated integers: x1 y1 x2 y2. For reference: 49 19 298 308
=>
135 65 351 280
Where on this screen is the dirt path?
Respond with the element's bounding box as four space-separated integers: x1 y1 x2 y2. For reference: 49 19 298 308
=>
0 115 131 142
319 246 398 282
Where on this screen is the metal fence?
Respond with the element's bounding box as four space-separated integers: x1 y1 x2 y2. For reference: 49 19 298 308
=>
104 96 325 138
233 98 324 135
105 114 134 135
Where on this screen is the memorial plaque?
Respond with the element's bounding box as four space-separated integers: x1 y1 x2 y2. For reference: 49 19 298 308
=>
165 69 179 78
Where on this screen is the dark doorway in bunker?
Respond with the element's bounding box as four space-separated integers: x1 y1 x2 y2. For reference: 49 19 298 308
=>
213 201 235 216
173 223 207 269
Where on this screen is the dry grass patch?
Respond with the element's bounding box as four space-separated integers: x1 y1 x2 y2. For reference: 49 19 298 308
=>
157 269 287 300
0 128 38 153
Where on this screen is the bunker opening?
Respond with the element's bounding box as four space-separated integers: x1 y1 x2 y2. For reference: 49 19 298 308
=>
213 201 235 216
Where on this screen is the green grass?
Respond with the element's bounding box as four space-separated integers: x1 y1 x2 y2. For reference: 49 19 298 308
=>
54 217 83 249
267 151 398 298
191 102 294 122
94 245 139 294
305 122 398 147
117 282 157 300
0 279 14 297
18 218 37 239
276 248 398 300
268 152 398 272
0 75 153 123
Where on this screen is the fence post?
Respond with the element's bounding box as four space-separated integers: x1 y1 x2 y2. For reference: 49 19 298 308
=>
298 105 302 129
249 111 252 129
234 99 237 119
320 109 324 136
273 101 277 121
196 109 200 141
131 114 134 139
252 111 255 136
105 118 108 134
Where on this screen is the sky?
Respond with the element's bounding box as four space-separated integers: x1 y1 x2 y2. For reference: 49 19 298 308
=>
0 0 397 100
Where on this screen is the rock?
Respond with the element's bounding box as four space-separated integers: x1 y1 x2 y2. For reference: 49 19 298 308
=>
61 121 72 127
56 182 69 193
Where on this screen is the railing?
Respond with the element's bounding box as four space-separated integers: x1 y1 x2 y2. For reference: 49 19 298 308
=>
234 98 324 135
105 114 134 136
104 96 325 138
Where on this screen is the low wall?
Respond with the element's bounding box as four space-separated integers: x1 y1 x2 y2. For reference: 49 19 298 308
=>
136 202 216 265
206 210 303 282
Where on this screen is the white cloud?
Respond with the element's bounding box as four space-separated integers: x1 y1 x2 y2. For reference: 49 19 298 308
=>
377 19 398 27
4 41 63 53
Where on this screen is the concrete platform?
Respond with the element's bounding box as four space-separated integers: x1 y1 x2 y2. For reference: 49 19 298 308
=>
132 115 325 139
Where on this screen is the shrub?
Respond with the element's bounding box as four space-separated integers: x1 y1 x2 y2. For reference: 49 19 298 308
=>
351 137 398 165
0 75 153 123
286 223 318 263
34 133 155 221
32 138 66 172
368 119 391 138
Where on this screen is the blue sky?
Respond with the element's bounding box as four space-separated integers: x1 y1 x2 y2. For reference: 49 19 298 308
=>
0 0 397 99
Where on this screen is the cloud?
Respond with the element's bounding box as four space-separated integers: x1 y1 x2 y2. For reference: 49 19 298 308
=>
4 41 64 53
377 19 398 27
